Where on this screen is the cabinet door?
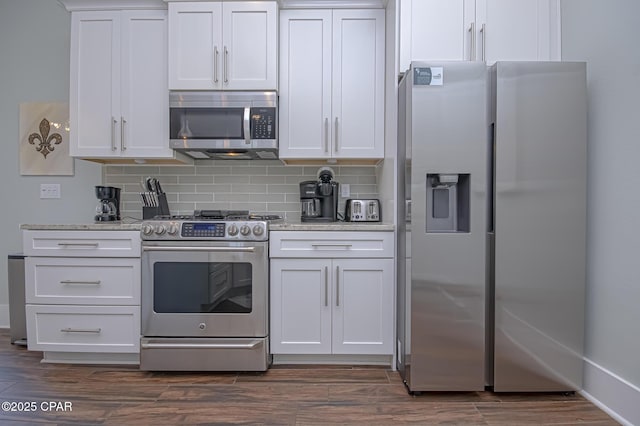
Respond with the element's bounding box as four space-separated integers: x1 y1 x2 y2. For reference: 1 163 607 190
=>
278 10 332 160
70 11 121 157
332 258 394 355
168 2 222 90
476 0 559 63
399 0 475 72
270 259 332 354
332 10 385 159
120 10 170 158
222 2 277 90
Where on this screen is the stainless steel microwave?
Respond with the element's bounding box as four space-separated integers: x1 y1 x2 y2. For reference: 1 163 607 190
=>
169 91 277 160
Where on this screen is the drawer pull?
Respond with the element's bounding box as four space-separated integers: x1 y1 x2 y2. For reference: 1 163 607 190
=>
57 242 99 248
60 280 101 285
141 341 262 350
60 328 101 334
311 244 352 249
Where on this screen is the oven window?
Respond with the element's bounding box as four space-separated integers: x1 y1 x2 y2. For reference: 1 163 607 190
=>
169 107 244 139
153 262 252 313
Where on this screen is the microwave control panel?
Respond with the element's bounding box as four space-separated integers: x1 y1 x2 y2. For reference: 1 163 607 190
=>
250 107 276 139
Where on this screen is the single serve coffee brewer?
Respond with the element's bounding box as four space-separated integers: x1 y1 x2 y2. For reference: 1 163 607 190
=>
300 167 339 222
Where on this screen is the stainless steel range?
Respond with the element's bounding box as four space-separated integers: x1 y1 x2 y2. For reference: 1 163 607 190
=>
140 210 282 371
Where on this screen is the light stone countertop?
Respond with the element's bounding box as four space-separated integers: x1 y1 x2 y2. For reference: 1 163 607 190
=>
269 221 394 232
20 222 143 231
20 220 394 232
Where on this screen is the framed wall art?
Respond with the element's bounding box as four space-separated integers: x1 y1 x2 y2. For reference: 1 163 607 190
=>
19 102 73 176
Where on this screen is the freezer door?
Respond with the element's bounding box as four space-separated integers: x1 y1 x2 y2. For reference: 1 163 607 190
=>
407 62 489 391
492 62 587 391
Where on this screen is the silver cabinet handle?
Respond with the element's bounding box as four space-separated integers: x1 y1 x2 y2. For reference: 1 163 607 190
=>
60 328 101 334
324 118 329 153
214 46 219 83
335 265 340 307
121 117 127 151
223 46 229 83
142 246 255 253
111 117 117 151
57 242 99 248
480 23 486 62
468 22 476 61
60 280 101 285
243 107 251 145
141 341 262 350
324 266 329 307
311 244 352 249
334 117 339 153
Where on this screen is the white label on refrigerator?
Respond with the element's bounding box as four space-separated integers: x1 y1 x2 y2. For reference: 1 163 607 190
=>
414 67 444 86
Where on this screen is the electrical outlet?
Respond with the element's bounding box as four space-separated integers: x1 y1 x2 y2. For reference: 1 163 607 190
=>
40 183 61 199
341 183 350 198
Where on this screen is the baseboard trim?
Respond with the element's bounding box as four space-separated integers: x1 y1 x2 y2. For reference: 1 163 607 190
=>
579 357 640 426
0 304 9 328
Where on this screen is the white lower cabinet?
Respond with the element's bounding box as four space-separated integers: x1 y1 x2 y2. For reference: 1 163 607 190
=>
23 230 141 364
269 231 394 361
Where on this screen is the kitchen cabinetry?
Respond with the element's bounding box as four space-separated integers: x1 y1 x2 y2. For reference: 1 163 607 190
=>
270 231 393 360
69 9 185 162
399 0 560 71
23 230 141 364
278 9 385 162
168 1 277 90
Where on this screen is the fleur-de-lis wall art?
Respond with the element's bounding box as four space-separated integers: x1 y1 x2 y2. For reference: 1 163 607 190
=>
19 102 73 176
28 118 63 159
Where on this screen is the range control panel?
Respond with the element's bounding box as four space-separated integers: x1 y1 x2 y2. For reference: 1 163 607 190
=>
141 220 268 241
181 222 226 238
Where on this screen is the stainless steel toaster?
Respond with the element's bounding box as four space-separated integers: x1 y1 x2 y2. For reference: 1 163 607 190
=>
345 199 381 222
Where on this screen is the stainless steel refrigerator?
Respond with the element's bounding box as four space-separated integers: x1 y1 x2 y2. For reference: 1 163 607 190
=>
397 61 587 392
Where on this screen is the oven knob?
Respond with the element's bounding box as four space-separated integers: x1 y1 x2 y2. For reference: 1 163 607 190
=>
167 224 179 236
227 224 239 236
240 225 251 236
142 224 154 235
253 225 264 236
154 224 166 235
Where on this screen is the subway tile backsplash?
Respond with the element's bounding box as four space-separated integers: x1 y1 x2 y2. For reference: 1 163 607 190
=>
103 160 379 220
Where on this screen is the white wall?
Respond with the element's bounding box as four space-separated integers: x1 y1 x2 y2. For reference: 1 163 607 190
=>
0 0 102 326
562 1 640 424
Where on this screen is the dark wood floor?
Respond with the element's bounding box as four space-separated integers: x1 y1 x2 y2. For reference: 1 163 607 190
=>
0 330 616 425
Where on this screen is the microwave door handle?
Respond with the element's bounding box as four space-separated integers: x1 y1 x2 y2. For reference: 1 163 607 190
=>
244 107 251 145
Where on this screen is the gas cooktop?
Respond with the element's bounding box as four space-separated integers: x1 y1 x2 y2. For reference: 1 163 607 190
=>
141 210 283 241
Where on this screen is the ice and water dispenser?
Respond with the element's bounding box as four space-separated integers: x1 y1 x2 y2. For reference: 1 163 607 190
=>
426 173 470 233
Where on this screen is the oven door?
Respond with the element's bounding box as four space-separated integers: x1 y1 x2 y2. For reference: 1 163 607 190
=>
141 240 267 338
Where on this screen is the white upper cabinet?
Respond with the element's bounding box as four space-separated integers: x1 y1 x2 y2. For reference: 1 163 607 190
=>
279 9 385 162
399 0 560 71
70 10 175 160
168 1 277 90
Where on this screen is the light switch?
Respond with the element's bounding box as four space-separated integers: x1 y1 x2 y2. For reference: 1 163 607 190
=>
40 184 61 199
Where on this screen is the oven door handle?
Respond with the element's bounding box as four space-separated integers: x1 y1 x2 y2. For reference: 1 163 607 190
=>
142 246 256 253
141 340 263 350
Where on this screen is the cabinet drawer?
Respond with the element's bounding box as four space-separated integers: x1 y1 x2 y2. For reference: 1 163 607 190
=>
269 231 393 258
25 257 140 305
26 305 140 353
23 230 140 257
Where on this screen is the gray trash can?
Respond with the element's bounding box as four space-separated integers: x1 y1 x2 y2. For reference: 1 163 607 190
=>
8 254 27 345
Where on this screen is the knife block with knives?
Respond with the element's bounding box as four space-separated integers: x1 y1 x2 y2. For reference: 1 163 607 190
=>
141 177 171 219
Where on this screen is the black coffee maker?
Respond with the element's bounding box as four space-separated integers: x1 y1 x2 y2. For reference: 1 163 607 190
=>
300 167 339 222
94 186 121 222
